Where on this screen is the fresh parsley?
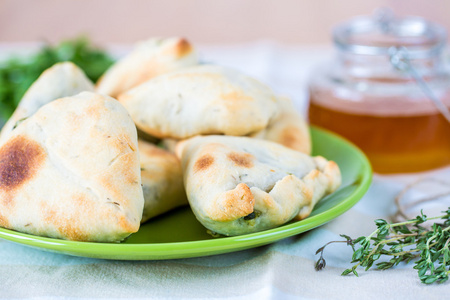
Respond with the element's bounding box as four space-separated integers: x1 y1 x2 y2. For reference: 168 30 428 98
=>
0 36 114 120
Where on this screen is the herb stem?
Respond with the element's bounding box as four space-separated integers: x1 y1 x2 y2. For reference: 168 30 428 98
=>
391 214 448 228
315 207 450 284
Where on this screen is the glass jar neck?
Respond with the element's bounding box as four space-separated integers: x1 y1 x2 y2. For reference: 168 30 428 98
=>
332 12 448 80
335 48 445 80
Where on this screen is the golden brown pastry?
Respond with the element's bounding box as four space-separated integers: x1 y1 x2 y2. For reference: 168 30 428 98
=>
96 37 198 97
118 65 280 139
0 92 144 242
0 62 94 144
250 96 311 154
177 135 341 236
139 140 187 223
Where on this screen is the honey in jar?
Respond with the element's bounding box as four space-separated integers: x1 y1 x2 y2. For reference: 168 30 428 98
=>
308 11 450 173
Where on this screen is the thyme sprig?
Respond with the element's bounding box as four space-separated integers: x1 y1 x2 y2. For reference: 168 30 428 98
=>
315 208 450 284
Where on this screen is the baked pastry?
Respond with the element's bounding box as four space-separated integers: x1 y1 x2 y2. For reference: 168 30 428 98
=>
0 92 144 242
177 135 341 236
0 62 94 144
96 37 198 97
118 65 280 139
250 96 311 154
139 140 187 223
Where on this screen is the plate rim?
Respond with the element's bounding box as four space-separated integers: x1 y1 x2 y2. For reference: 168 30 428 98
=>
0 126 373 260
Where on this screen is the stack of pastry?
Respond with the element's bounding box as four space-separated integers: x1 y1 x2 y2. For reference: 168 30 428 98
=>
0 37 341 242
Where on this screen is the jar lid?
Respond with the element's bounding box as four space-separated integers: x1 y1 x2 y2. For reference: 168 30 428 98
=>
333 8 447 58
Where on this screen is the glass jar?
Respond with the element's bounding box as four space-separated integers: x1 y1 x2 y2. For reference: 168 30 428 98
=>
308 11 450 173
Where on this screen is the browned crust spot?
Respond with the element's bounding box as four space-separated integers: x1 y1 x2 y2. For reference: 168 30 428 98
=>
0 212 9 228
41 193 137 241
227 152 254 168
300 169 319 203
0 136 45 193
42 203 90 241
175 38 193 57
118 215 139 234
194 154 214 172
280 126 302 150
56 219 89 241
212 183 255 222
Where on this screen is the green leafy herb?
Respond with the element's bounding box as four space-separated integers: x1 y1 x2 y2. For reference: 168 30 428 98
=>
315 208 450 284
0 36 114 119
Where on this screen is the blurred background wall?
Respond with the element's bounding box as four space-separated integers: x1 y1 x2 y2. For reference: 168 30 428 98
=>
0 0 449 46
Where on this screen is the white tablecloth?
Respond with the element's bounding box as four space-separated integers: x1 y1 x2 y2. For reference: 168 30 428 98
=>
0 42 449 299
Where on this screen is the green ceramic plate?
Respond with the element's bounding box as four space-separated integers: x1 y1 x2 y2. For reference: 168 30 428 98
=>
0 127 372 260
